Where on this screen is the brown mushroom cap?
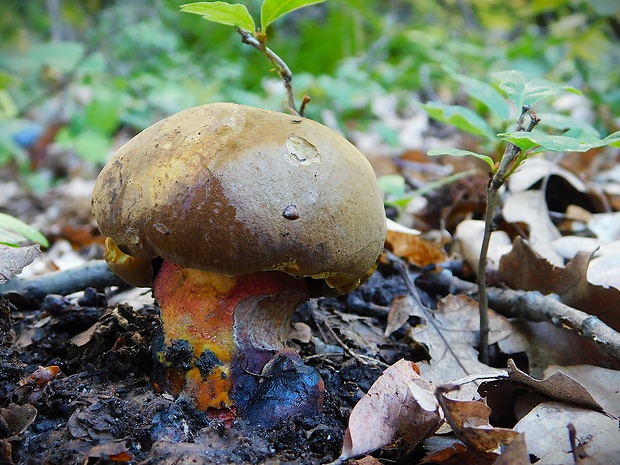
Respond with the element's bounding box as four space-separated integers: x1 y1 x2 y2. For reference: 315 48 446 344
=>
92 103 386 293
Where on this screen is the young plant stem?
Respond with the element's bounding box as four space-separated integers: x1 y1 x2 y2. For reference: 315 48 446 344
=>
236 28 300 116
477 106 539 364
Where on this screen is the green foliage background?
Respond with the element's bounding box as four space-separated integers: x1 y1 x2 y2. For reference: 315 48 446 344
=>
0 0 618 171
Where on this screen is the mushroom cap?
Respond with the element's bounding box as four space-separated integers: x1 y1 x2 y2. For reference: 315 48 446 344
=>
92 103 386 293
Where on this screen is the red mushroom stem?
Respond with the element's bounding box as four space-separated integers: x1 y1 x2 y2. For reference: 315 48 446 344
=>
152 260 310 412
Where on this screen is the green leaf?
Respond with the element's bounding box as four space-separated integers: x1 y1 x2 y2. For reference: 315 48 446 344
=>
0 213 48 247
180 2 255 32
535 112 600 136
378 174 406 198
419 102 496 141
603 130 620 148
428 148 495 171
499 131 607 153
260 0 326 31
492 70 581 109
446 69 510 119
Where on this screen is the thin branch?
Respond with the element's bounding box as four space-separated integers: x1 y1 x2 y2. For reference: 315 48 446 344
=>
0 260 124 301
478 106 539 364
426 272 620 361
236 28 299 116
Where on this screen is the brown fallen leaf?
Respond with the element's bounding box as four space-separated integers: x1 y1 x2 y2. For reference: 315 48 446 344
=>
491 434 529 465
0 403 37 436
334 359 443 463
437 390 524 456
543 365 620 418
514 402 620 464
18 365 59 388
506 360 604 414
385 295 415 337
384 219 447 267
498 237 620 331
82 441 133 464
406 294 511 400
502 191 563 266
349 456 383 465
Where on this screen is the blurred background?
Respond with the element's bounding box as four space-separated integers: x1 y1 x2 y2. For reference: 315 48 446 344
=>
0 0 618 215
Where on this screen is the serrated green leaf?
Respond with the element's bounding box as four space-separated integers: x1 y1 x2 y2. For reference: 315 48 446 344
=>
260 0 326 31
180 2 255 32
492 70 581 109
0 213 49 247
428 148 495 171
419 102 496 141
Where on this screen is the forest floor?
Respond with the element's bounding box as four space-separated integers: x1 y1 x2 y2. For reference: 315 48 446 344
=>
2 127 620 465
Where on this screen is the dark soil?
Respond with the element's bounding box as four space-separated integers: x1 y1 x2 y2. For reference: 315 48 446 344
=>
0 264 421 465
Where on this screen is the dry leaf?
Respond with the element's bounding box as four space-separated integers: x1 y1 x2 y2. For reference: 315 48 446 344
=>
384 219 447 267
514 402 620 464
326 311 386 355
506 360 604 413
407 295 511 400
82 441 133 464
336 359 443 462
0 244 40 283
543 365 620 418
499 237 620 331
438 392 523 455
502 320 619 379
508 158 588 194
502 191 563 266
0 403 37 436
491 434 529 465
455 219 512 274
385 295 415 337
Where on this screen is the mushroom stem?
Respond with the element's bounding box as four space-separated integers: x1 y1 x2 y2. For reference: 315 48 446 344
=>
152 260 310 412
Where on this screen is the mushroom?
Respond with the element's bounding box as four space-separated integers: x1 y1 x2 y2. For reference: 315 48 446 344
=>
91 103 386 421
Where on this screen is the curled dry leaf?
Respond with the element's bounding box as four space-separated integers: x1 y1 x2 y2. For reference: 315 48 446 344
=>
18 365 59 388
506 360 604 413
543 364 620 418
384 219 447 267
437 391 524 456
336 359 443 462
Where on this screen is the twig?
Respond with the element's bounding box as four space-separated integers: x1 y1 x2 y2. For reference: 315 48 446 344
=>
426 272 620 361
236 28 299 116
478 106 539 364
567 423 584 463
0 260 124 301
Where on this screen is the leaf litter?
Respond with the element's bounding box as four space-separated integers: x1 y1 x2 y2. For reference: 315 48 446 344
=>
1 101 620 464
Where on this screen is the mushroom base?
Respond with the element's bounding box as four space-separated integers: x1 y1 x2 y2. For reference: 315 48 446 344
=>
152 260 321 419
